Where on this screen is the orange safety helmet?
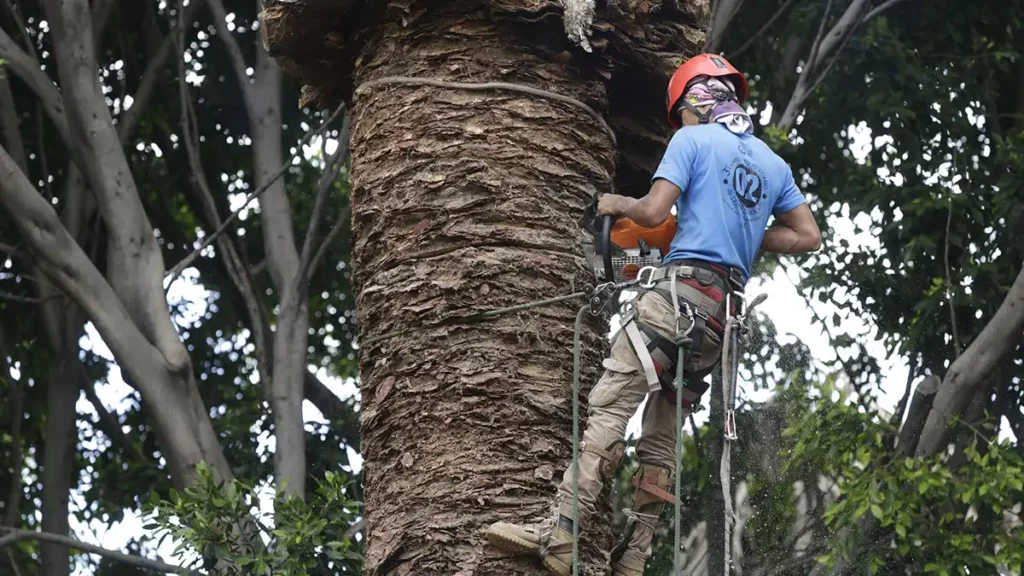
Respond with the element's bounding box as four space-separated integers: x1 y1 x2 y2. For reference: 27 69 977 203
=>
665 53 749 129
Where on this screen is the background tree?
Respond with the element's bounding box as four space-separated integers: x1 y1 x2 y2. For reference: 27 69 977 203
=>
0 0 361 573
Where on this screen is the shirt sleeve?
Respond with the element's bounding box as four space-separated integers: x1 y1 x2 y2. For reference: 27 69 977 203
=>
652 129 698 194
773 163 808 215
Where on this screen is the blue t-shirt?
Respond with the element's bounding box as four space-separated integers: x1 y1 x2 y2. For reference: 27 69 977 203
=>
652 124 807 282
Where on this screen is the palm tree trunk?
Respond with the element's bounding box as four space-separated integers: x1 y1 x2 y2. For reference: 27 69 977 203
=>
351 4 616 574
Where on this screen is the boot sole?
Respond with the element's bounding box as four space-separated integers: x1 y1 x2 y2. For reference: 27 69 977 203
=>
484 524 571 576
484 524 540 556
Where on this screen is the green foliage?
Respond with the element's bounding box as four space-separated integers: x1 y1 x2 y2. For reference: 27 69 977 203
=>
142 462 363 575
783 379 1024 575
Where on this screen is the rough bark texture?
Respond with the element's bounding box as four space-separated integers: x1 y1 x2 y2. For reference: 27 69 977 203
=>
350 5 616 574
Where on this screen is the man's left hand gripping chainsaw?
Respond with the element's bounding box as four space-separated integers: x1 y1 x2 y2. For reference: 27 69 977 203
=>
580 196 677 284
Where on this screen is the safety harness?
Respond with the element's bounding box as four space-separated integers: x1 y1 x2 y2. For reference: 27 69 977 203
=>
618 260 744 408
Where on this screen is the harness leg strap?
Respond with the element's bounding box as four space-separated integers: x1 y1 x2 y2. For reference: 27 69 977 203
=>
621 312 662 394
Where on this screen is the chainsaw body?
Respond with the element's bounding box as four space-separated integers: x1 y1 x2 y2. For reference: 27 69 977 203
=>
581 201 678 283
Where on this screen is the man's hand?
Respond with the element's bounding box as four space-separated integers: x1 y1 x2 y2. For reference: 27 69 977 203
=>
761 204 822 254
597 180 681 228
597 194 630 217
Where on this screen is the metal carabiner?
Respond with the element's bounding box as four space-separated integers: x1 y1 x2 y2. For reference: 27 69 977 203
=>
636 266 658 290
675 300 695 339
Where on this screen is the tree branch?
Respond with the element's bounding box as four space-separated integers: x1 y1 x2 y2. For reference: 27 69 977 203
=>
777 0 909 131
79 366 149 464
727 0 797 60
0 527 197 575
0 26 73 152
118 0 208 142
945 196 961 356
891 357 918 431
297 111 350 285
863 0 910 23
90 0 117 47
165 103 346 282
206 0 256 112
0 0 38 61
343 518 365 541
916 267 1024 458
704 0 745 53
307 206 347 281
174 8 272 393
0 329 22 529
0 289 60 304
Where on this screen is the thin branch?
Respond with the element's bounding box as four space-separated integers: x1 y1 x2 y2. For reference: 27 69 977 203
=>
36 102 52 200
0 21 72 151
945 194 961 356
806 0 835 79
307 207 347 281
343 518 365 541
164 103 346 282
0 527 197 575
0 0 39 61
297 111 350 284
118 0 208 142
0 289 60 304
0 329 22 529
79 367 149 464
703 0 746 53
207 0 256 111
863 0 910 23
90 0 117 46
174 1 272 393
803 20 859 99
727 0 797 60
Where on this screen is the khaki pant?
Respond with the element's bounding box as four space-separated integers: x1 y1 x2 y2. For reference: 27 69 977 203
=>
551 287 724 563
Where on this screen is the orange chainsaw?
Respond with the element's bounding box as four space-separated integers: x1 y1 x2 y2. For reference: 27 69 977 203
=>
581 196 677 284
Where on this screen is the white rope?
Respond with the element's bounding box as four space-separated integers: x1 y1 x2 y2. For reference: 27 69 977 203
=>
720 311 738 576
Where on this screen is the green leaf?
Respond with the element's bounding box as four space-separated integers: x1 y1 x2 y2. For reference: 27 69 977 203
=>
870 504 884 520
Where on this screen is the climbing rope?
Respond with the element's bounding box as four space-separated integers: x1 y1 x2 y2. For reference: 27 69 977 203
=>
719 292 766 575
353 76 618 147
720 312 739 576
669 267 694 575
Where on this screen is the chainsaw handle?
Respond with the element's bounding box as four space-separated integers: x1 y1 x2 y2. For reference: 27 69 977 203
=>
598 215 614 283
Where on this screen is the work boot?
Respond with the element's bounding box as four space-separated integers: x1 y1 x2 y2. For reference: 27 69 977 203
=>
485 503 578 575
610 463 676 576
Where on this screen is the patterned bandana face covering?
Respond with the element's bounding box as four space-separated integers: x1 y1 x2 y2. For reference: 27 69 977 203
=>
682 76 754 135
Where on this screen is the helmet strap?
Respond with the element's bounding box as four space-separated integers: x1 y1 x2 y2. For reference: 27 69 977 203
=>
678 98 713 125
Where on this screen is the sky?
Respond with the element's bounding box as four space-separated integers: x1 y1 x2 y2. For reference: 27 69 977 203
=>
9 110 1002 573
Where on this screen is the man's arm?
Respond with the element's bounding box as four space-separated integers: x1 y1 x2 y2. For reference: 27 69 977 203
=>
597 179 682 228
761 203 822 254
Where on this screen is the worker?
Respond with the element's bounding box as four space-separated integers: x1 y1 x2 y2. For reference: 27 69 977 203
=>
484 53 822 575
